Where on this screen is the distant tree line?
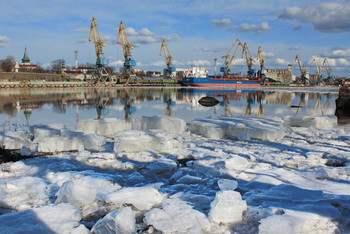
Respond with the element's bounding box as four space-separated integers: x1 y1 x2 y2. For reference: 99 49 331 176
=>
0 56 115 74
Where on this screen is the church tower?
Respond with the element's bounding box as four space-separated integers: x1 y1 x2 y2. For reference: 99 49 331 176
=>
22 47 31 65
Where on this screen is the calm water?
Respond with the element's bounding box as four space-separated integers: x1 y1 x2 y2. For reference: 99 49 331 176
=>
0 87 342 131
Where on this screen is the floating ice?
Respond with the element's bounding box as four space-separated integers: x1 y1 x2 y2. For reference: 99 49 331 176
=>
225 155 251 171
146 158 178 175
0 203 89 234
105 186 166 211
31 124 65 140
90 206 136 234
144 198 210 233
0 131 33 150
217 179 238 191
259 209 338 234
77 118 131 137
189 116 286 141
114 129 182 153
0 176 48 211
55 176 121 209
283 116 335 129
132 115 186 134
208 191 247 224
37 135 84 153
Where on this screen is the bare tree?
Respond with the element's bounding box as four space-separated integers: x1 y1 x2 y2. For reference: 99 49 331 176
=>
51 59 65 73
1 56 16 72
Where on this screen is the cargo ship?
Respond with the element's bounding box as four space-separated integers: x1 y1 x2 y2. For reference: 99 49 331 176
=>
181 66 261 87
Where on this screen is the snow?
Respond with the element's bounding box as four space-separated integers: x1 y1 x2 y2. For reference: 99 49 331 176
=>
76 118 131 137
132 115 186 134
0 114 350 233
91 206 136 234
189 116 286 141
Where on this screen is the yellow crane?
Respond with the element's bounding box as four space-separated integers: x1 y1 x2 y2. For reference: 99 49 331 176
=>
257 46 266 80
322 58 333 79
117 21 136 81
241 42 256 78
220 39 243 77
160 39 176 79
89 17 110 82
310 56 322 81
295 55 309 85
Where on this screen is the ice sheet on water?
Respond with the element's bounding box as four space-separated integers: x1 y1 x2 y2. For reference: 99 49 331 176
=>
189 116 286 141
114 129 182 153
132 115 186 134
55 176 121 209
105 186 166 211
208 190 247 224
144 197 210 233
0 176 48 211
0 131 33 150
283 116 335 129
259 209 338 234
90 206 136 234
31 124 65 140
0 203 89 234
77 118 131 137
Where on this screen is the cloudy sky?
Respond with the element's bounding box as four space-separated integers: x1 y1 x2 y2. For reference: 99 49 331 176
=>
1 0 350 76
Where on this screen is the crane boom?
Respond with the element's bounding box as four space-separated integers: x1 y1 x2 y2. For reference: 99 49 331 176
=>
160 39 176 78
322 58 332 78
117 21 136 80
89 17 107 65
241 42 255 77
88 17 109 83
257 46 266 79
310 56 322 78
295 55 309 85
220 39 243 77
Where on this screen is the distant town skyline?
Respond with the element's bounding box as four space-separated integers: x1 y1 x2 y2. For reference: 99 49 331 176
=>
1 0 350 76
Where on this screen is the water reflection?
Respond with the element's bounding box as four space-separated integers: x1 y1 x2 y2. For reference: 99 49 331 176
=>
0 87 339 130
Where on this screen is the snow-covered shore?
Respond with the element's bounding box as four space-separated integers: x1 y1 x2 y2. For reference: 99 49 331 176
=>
0 115 349 233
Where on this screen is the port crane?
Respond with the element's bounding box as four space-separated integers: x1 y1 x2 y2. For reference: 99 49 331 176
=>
322 58 333 81
241 42 256 78
295 55 309 85
160 39 176 79
257 46 266 80
89 17 110 83
117 21 136 83
220 39 243 77
310 56 322 81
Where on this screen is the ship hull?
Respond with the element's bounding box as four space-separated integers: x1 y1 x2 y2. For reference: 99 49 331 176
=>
181 76 261 87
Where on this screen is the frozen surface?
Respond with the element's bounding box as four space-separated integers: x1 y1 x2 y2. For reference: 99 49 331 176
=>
114 129 182 153
91 206 136 234
132 115 186 134
0 114 350 233
283 116 336 129
189 116 286 141
76 118 131 137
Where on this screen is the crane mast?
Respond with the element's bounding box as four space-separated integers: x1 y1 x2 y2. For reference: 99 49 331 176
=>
310 56 322 80
220 39 243 77
117 21 136 81
160 39 176 79
89 17 110 83
241 42 256 78
257 46 266 79
322 58 332 79
295 55 309 85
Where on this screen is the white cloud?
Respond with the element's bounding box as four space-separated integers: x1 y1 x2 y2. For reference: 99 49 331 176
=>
122 27 180 46
262 51 275 58
336 58 350 66
278 3 350 33
150 60 165 67
210 18 232 27
322 48 350 58
239 21 271 34
0 35 10 47
109 60 124 66
186 60 211 66
275 58 291 65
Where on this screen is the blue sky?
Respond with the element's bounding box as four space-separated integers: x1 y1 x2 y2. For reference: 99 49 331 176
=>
1 0 350 76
